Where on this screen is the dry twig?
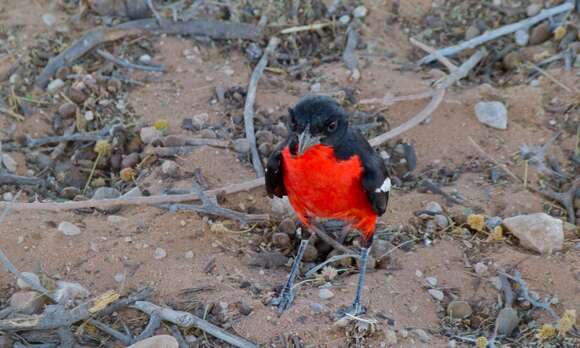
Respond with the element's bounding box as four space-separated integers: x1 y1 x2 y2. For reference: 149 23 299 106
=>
96 49 165 72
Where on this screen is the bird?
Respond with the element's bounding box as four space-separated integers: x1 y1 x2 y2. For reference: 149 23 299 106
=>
265 95 390 317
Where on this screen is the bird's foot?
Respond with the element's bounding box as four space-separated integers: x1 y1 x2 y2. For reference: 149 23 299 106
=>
336 302 367 319
272 287 295 314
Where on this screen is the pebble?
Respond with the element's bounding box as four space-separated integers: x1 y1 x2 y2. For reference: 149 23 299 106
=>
416 270 423 277
319 288 334 300
475 101 508 130
353 5 368 18
46 79 65 93
529 21 551 45
339 15 350 25
465 25 480 40
192 112 209 129
485 216 503 229
526 3 542 17
425 201 443 214
515 30 529 46
448 339 457 348
428 289 444 301
474 262 488 275
154 247 167 260
384 329 398 345
426 276 438 287
310 82 321 93
42 13 57 27
412 329 431 343
496 307 519 336
272 232 291 248
140 126 162 144
489 276 503 290
53 281 90 304
139 54 152 64
310 302 323 313
114 272 125 283
16 272 41 290
93 187 122 213
503 213 563 254
3 192 13 202
58 102 77 117
126 335 178 348
233 138 250 154
58 221 81 236
270 196 293 217
185 250 194 259
84 110 94 121
1 154 17 173
122 153 141 168
9 291 46 314
434 215 449 229
303 245 318 262
223 66 235 76
161 160 179 177
237 301 253 316
278 218 296 235
447 300 473 319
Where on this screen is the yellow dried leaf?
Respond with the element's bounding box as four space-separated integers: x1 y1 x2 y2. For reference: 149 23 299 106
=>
94 140 111 156
89 290 120 313
486 225 505 242
154 118 169 131
475 336 488 348
558 309 576 336
467 214 485 231
553 26 566 41
120 167 136 182
536 324 557 341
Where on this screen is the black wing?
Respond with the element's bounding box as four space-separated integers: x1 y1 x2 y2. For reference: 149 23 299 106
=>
335 129 390 216
265 140 288 198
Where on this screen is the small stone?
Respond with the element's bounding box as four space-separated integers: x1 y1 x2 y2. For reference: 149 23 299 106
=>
416 270 423 277
114 272 125 283
503 213 563 254
107 215 128 224
9 291 46 314
426 276 438 287
303 244 318 262
310 82 321 93
237 301 253 315
84 110 94 121
16 272 41 290
270 196 293 217
272 232 291 248
489 276 503 290
496 307 519 336
47 79 65 93
163 135 186 147
278 218 296 235
140 127 162 144
3 192 13 202
58 102 77 117
139 54 152 64
233 138 250 154
434 215 449 229
58 221 81 236
1 154 17 173
515 30 529 46
412 329 430 343
192 112 209 129
447 300 473 319
353 5 368 18
526 3 542 17
53 281 90 304
154 247 167 260
465 25 480 40
384 329 398 345
161 160 179 177
475 101 508 130
486 216 503 229
319 288 334 300
122 153 141 168
474 262 488 275
428 289 444 301
185 250 194 259
529 21 550 45
223 66 234 76
199 129 217 139
93 187 122 213
425 201 443 214
42 13 57 27
503 51 524 70
339 15 350 25
310 302 323 313
448 339 457 348
126 335 178 348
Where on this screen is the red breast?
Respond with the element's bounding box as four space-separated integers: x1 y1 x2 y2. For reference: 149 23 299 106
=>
281 145 377 240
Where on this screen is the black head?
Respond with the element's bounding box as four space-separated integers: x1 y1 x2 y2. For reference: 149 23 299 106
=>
287 95 349 155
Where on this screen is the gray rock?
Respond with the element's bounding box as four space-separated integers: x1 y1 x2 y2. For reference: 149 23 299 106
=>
3 192 13 202
139 54 152 64
465 25 480 40
428 289 444 301
434 215 449 229
47 79 65 93
161 160 179 177
339 15 350 25
526 3 542 17
503 213 563 254
270 196 293 217
237 301 253 316
515 30 529 46
319 288 334 300
310 302 323 313
233 138 250 154
114 272 125 283
475 101 508 129
486 216 503 229
185 250 194 259
496 307 519 336
425 201 443 214
310 83 321 93
2 154 18 173
9 291 46 314
192 112 209 129
154 247 167 260
425 276 438 287
412 329 430 343
58 221 81 236
474 262 488 275
53 281 90 304
140 126 162 144
447 300 473 319
353 6 368 18
16 272 41 290
93 187 122 213
126 335 178 348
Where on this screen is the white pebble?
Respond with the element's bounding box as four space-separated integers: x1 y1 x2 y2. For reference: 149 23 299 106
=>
139 54 152 65
114 272 125 283
42 13 57 27
319 288 334 300
185 250 194 259
46 79 65 93
428 289 444 301
353 6 368 18
154 247 167 260
2 153 18 173
84 110 94 121
339 15 350 25
426 276 438 287
58 221 81 236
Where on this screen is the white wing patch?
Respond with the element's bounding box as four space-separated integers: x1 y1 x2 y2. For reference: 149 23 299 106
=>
375 177 391 193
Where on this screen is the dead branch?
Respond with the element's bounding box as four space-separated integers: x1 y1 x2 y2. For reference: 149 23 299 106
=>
468 136 522 183
57 327 76 348
88 318 132 345
310 225 355 254
147 145 227 157
359 90 435 106
0 174 43 187
410 38 457 72
418 2 574 65
498 271 559 319
530 179 580 224
131 301 259 348
244 36 280 177
0 178 265 211
97 287 153 317
133 311 161 342
0 54 18 82
0 106 25 122
343 25 360 80
169 324 188 348
304 253 359 278
96 49 165 72
419 179 464 205
162 135 230 148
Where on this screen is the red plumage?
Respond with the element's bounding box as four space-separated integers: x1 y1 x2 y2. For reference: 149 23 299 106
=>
281 145 377 241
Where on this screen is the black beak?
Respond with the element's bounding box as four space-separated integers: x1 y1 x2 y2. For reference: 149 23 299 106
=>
297 125 321 156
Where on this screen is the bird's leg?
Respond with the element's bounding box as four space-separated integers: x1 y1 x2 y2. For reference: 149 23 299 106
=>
337 246 370 318
272 239 309 314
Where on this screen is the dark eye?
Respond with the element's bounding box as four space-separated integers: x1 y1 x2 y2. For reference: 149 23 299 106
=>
327 121 338 132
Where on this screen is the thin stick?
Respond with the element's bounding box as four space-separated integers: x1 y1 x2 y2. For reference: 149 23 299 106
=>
280 22 332 34
0 178 265 211
0 106 25 121
527 63 575 93
244 36 280 177
146 0 163 25
2 124 116 151
132 301 258 348
468 136 522 183
96 49 165 72
310 225 354 254
342 25 360 80
376 239 415 260
0 174 43 186
409 38 457 72
88 319 132 345
304 253 359 278
418 2 574 65
359 90 435 106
